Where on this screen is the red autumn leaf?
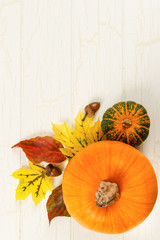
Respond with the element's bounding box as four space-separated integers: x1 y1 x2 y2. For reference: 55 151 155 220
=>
12 136 66 164
46 185 70 223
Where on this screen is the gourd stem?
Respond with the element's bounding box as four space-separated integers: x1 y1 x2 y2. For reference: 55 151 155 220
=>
122 118 132 128
95 181 120 208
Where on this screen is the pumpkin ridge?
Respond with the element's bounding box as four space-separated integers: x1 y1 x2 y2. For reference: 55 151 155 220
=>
134 107 146 117
137 113 149 119
106 128 118 134
132 129 143 143
126 132 130 144
125 102 128 115
116 131 124 141
133 102 138 113
64 167 96 184
111 204 129 233
123 172 157 188
115 153 143 179
81 152 107 180
105 128 122 141
135 125 150 130
132 103 143 116
112 106 122 117
103 117 119 121
121 195 157 207
123 198 156 205
71 150 106 181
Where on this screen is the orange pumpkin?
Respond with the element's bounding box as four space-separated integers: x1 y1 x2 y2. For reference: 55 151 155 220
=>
62 141 158 234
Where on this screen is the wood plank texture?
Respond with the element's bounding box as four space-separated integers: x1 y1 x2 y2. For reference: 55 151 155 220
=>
21 1 72 240
0 1 21 240
1 0 160 239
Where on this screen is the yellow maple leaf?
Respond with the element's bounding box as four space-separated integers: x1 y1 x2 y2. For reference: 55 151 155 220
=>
74 110 93 134
52 110 106 160
59 148 75 160
74 110 94 145
12 162 52 205
89 119 106 142
52 122 74 148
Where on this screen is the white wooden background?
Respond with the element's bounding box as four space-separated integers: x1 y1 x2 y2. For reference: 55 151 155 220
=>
1 0 160 239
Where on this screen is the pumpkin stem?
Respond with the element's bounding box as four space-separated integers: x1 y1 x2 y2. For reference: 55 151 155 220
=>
122 118 132 128
95 181 120 208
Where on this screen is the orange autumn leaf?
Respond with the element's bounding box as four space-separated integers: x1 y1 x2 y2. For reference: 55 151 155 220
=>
12 136 66 164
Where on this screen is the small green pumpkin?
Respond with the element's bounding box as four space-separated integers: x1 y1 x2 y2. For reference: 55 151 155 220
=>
101 101 150 146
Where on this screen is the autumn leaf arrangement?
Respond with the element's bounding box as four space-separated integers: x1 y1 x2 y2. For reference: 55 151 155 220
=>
12 102 103 223
12 100 155 230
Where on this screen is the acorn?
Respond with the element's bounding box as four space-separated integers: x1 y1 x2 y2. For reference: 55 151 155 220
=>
33 163 62 177
82 102 100 121
45 164 62 177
